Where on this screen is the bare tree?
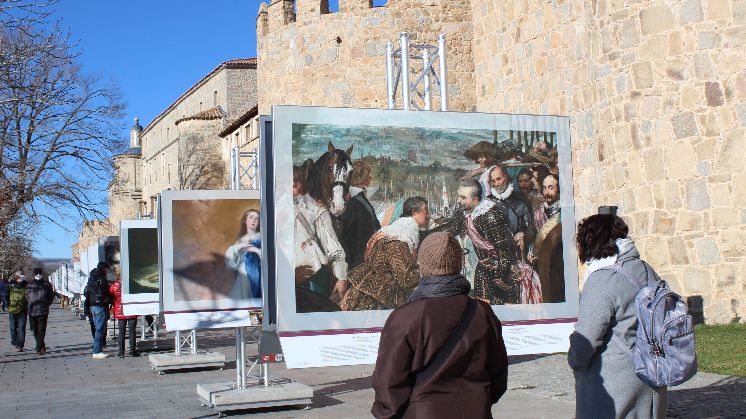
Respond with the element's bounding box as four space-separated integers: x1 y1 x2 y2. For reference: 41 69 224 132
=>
0 2 125 238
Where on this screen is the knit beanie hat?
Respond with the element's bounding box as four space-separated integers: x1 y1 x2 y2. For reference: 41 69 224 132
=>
417 232 463 276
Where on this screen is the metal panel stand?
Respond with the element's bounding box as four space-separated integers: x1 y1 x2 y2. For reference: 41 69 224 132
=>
148 329 225 374
196 327 312 416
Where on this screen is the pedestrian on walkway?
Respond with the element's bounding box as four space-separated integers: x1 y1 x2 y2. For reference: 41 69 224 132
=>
84 263 112 359
372 232 509 419
7 271 28 352
26 268 55 355
109 276 139 358
0 277 9 313
568 214 667 419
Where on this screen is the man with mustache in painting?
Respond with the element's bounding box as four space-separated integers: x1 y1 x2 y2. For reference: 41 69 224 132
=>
477 165 538 304
451 179 515 304
529 173 565 302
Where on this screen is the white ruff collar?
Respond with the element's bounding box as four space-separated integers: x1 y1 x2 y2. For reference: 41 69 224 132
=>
471 198 497 219
378 216 420 253
478 166 513 200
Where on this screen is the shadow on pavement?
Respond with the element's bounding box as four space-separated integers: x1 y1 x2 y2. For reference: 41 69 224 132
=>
508 353 555 365
667 376 746 418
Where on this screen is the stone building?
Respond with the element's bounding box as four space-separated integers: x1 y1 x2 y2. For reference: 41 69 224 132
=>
140 58 258 215
72 59 259 264
256 0 745 323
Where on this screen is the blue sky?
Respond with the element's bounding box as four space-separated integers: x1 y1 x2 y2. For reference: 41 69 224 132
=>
36 0 263 258
35 0 390 258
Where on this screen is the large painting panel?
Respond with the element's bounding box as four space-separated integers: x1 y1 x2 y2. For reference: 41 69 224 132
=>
160 190 262 329
271 106 579 334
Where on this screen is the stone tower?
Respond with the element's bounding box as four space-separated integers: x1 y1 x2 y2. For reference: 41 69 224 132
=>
108 118 145 225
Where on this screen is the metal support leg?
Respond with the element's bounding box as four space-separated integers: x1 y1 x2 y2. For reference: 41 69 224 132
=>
175 330 181 356
191 329 198 355
235 327 246 389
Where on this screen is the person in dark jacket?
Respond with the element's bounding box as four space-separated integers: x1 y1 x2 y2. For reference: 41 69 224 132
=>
0 277 9 313
26 268 54 355
7 271 28 351
109 277 139 358
84 262 112 359
339 160 381 271
372 232 509 419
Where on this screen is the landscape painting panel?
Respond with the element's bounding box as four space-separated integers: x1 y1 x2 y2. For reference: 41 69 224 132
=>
128 228 159 294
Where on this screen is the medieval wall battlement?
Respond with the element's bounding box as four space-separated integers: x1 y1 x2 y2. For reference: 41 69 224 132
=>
256 0 476 114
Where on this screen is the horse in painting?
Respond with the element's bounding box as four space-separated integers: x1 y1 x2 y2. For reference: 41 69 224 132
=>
306 141 354 216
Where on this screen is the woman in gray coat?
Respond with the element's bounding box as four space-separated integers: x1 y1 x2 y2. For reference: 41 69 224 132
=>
568 214 667 419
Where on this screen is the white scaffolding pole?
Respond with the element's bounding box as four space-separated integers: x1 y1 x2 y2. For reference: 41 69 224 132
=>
386 32 449 112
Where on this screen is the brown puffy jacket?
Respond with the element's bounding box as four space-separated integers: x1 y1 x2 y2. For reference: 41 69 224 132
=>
372 294 508 419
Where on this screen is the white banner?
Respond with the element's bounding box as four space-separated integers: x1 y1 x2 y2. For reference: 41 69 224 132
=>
122 294 159 316
164 309 256 331
279 321 574 369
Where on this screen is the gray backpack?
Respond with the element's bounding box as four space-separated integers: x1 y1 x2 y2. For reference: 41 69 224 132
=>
606 263 697 388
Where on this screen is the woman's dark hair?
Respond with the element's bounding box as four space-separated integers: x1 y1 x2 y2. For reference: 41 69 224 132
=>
402 196 428 217
576 214 629 263
239 209 260 236
33 268 43 276
96 262 110 272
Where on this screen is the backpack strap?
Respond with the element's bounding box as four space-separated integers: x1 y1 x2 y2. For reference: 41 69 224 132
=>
414 298 478 388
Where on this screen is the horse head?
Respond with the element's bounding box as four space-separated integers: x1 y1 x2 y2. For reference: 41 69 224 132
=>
327 141 353 216
306 142 354 215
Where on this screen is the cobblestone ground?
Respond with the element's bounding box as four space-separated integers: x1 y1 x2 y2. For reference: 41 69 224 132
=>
0 305 742 418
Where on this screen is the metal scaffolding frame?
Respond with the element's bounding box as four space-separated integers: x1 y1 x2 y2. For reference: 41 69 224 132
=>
386 32 448 112
174 329 198 356
230 145 260 191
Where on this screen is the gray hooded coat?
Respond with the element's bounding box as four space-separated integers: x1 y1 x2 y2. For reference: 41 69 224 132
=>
567 242 667 419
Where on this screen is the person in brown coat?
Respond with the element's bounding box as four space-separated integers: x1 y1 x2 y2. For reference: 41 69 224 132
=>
372 232 509 419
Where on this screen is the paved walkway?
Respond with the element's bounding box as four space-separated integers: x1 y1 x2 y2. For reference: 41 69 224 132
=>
0 305 743 418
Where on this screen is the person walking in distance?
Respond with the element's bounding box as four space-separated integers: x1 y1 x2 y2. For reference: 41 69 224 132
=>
109 275 139 358
26 268 55 355
7 271 28 352
372 232 509 419
0 277 9 313
85 262 112 359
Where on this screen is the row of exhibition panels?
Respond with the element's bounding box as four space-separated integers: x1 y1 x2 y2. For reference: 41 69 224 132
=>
56 106 581 368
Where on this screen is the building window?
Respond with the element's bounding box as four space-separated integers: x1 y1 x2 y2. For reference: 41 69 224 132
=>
199 101 203 111
214 90 218 106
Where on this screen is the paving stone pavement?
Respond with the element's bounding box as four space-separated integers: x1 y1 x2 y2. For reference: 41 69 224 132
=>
0 305 743 418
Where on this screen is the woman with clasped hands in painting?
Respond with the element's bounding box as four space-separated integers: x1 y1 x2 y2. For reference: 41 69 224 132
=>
225 209 262 299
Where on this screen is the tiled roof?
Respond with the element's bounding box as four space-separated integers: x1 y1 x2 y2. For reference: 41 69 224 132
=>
174 106 225 125
218 105 259 137
140 58 257 136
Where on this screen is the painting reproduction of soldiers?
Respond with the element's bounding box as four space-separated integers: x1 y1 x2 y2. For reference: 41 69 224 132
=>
291 123 566 313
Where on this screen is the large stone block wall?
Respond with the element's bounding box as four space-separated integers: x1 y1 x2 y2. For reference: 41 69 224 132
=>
257 0 476 114
471 0 746 323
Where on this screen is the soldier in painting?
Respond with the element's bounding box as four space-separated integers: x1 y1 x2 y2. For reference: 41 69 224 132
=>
450 179 516 304
340 197 429 311
529 174 565 302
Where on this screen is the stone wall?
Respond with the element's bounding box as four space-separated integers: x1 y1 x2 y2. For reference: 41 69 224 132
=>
470 0 746 323
257 0 476 114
